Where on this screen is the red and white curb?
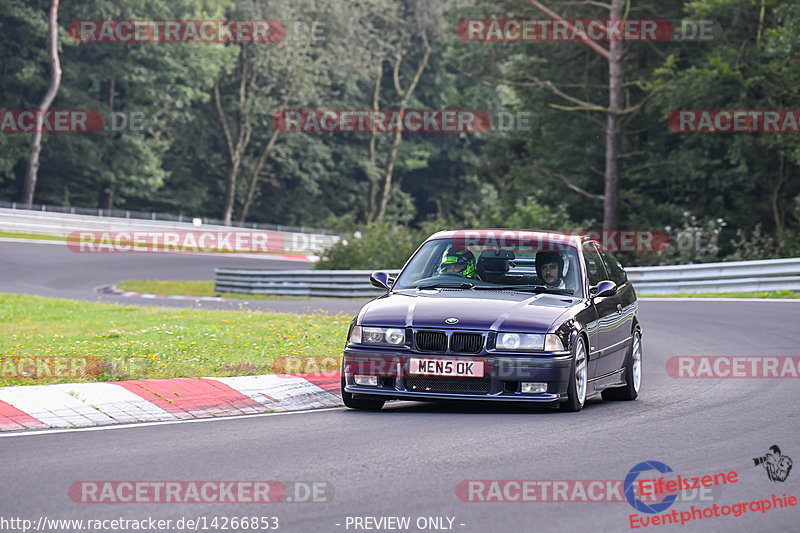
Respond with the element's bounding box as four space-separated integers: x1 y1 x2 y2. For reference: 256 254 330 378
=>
0 373 341 431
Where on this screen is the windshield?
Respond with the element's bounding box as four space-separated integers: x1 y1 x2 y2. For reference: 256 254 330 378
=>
393 236 583 297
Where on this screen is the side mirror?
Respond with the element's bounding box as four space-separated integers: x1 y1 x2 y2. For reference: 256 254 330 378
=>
592 280 618 298
370 271 392 291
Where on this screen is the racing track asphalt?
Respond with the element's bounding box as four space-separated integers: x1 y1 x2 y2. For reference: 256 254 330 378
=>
0 240 365 315
1 240 799 532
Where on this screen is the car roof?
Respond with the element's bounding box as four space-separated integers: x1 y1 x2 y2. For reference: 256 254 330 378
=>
425 229 589 247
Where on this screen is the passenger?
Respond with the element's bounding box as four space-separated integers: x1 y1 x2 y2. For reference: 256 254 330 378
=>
535 251 566 289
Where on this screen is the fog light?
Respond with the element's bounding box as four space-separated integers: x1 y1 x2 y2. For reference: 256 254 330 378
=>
521 382 547 393
354 375 378 386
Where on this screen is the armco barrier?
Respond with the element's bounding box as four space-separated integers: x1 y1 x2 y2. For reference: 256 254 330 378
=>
214 269 401 298
625 257 800 294
0 202 333 235
214 258 800 298
0 208 338 254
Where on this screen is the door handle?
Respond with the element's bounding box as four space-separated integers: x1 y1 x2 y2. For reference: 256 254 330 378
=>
616 304 623 313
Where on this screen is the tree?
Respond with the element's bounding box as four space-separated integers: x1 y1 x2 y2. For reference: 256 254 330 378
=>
22 0 61 207
22 0 231 210
527 0 624 230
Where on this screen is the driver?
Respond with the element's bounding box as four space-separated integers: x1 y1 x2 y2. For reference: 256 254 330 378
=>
438 249 480 279
535 251 565 289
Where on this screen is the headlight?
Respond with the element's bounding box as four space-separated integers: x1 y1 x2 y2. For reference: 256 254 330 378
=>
350 326 405 346
496 333 544 351
495 333 566 352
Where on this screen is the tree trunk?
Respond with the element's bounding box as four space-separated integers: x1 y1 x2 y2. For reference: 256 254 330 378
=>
222 162 240 224
104 78 116 211
373 36 431 224
772 155 786 242
215 48 253 225
22 0 61 207
603 0 624 231
239 129 280 223
105 181 115 211
366 65 383 222
375 125 404 223
528 0 622 230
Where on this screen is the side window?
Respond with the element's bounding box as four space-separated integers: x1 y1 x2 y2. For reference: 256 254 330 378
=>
582 243 609 286
600 251 628 286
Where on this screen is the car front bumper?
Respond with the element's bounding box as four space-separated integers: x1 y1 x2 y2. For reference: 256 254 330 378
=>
342 347 573 403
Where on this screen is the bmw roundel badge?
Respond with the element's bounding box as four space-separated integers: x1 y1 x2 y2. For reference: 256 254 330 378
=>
445 317 459 324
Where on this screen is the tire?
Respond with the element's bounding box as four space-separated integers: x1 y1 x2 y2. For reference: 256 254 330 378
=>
560 336 588 412
602 329 641 401
341 372 385 411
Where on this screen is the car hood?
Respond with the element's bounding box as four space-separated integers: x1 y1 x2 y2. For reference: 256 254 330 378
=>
358 289 580 333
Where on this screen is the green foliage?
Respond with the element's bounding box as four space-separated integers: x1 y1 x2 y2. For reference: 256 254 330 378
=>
315 223 427 270
478 196 589 231
315 196 586 270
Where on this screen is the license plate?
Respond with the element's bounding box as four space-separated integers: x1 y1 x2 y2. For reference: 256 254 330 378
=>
408 358 484 377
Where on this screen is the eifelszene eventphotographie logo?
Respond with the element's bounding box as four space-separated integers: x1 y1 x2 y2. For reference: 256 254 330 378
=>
753 445 793 482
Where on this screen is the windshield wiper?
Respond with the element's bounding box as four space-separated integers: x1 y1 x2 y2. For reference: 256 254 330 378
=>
474 285 573 295
417 282 475 290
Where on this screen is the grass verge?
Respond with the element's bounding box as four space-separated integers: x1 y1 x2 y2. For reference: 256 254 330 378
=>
0 292 351 387
115 279 371 301
116 279 290 301
0 230 66 242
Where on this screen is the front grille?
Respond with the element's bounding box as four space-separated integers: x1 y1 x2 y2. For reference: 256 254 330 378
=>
415 331 447 352
405 377 491 394
450 332 484 354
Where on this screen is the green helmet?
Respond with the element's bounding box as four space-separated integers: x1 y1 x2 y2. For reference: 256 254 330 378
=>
439 249 477 278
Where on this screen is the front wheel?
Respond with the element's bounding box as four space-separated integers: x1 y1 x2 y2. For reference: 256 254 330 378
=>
341 372 385 411
560 336 587 412
602 329 641 401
